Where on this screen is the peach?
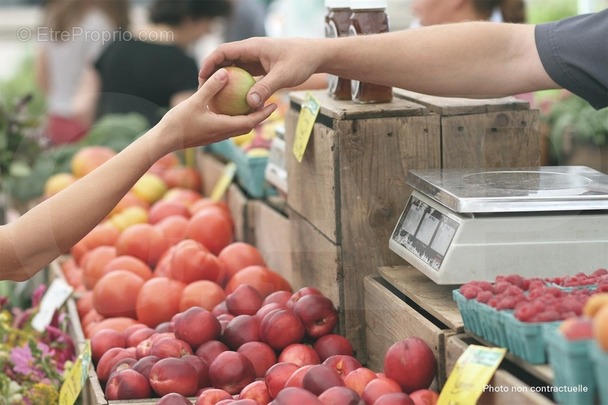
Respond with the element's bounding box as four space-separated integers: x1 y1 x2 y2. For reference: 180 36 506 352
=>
383 337 437 394
314 334 354 362
287 287 323 311
292 294 338 339
239 380 272 405
71 146 116 178
361 377 402 405
302 364 345 396
157 392 193 405
226 284 264 316
195 388 232 405
104 369 151 400
126 327 156 348
149 337 193 359
374 392 415 405
279 343 321 367
149 357 199 397
148 200 190 224
131 355 161 380
264 362 300 399
162 166 202 191
179 280 226 312
222 314 260 350
173 306 222 350
263 290 293 307
209 351 256 395
409 389 440 405
318 386 364 405
255 302 287 323
559 316 594 340
195 340 229 366
91 329 126 364
96 347 136 386
237 341 277 378
182 354 210 389
345 367 377 395
273 387 323 405
284 364 315 389
259 309 305 350
323 354 362 378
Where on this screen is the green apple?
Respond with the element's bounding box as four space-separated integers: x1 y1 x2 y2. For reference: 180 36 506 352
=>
209 67 256 116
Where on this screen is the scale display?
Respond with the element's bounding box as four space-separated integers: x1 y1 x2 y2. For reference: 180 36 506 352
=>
391 195 459 272
389 166 608 284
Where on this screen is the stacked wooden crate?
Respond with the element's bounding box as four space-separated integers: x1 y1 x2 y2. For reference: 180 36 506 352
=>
284 89 539 361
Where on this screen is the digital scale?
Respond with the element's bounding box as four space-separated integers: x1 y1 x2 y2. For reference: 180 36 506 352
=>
389 166 608 284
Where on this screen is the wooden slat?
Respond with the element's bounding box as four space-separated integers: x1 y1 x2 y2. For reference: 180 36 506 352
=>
249 200 293 286
441 110 540 169
285 111 341 243
226 183 248 243
289 209 342 315
394 89 530 116
377 265 464 332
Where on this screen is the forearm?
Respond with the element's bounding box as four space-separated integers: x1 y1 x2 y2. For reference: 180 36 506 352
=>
0 124 170 281
320 22 557 98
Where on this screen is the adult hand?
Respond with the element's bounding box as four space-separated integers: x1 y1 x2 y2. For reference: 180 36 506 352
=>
199 37 322 110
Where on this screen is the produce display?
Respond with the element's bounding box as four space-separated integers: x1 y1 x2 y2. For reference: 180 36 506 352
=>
49 149 440 404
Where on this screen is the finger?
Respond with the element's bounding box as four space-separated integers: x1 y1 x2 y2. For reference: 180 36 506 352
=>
195 68 228 102
247 72 287 109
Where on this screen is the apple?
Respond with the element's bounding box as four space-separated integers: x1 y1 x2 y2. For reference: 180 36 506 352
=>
131 355 161 380
264 362 300 399
318 386 364 405
239 380 272 404
226 284 264 316
195 388 232 405
222 314 260 350
374 392 415 405
157 392 193 405
259 309 305 350
323 355 362 378
209 351 256 395
361 376 402 405
148 200 190 224
383 337 437 394
409 389 440 405
149 357 199 397
237 341 277 378
208 66 256 116
174 306 222 350
302 364 345 396
104 369 151 400
149 337 193 358
314 334 354 362
344 367 377 395
287 287 323 310
195 340 229 365
91 329 126 364
273 387 323 405
292 294 338 339
278 343 321 367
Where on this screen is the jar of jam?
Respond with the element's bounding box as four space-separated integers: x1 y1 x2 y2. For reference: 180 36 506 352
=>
349 0 393 103
325 0 352 100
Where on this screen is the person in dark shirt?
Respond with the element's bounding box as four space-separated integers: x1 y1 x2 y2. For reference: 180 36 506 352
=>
93 0 231 126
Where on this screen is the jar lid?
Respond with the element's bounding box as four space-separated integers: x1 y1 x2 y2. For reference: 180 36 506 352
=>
349 0 387 9
325 0 350 8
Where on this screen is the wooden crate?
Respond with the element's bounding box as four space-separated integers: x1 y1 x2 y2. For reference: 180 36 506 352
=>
284 90 540 361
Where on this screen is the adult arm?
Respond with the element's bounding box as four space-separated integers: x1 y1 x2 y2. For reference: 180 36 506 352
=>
0 69 276 282
199 22 559 109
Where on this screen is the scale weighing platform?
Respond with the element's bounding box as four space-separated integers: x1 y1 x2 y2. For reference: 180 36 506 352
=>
389 166 608 284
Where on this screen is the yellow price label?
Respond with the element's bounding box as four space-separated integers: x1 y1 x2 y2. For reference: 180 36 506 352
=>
438 345 506 405
59 340 91 405
293 92 321 162
210 162 237 202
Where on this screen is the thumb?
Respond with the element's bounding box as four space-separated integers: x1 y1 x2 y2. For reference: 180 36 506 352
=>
247 72 283 109
196 68 228 103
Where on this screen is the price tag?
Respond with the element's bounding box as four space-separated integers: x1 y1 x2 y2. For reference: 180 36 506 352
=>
210 162 237 202
31 278 73 332
292 92 321 162
438 345 506 405
59 340 91 405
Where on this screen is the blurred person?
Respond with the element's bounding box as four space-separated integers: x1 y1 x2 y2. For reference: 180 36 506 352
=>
92 0 231 127
0 68 277 282
411 0 526 27
35 0 130 145
198 9 607 111
223 0 267 42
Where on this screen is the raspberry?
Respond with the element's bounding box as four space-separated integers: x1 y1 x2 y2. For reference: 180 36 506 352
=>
593 268 608 277
476 290 493 304
495 296 519 310
505 285 525 297
514 304 537 322
494 281 511 294
534 309 562 322
460 285 481 300
505 274 526 289
477 281 494 292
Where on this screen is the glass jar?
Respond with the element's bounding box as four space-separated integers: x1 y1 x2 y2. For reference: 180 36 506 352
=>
349 0 393 103
325 0 352 100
